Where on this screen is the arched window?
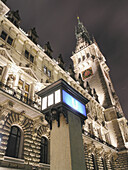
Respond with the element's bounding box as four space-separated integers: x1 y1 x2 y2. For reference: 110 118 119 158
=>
40 137 48 164
6 126 22 158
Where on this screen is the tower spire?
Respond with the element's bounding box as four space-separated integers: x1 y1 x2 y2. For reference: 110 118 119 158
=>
75 17 92 45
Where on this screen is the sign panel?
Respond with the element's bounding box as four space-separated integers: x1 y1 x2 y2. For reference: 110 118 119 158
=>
62 90 86 116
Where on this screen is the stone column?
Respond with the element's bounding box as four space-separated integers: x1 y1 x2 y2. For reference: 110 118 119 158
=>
13 73 20 90
29 83 35 100
1 64 11 84
50 111 87 170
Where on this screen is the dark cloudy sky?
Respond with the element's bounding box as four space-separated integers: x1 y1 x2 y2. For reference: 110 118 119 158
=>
6 0 128 119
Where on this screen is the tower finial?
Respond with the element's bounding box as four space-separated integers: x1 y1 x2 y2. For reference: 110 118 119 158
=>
77 16 80 24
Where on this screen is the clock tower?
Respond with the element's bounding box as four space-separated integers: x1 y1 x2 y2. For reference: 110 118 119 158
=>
71 18 126 149
71 17 123 117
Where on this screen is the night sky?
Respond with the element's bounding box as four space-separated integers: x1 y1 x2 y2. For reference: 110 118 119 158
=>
6 0 128 119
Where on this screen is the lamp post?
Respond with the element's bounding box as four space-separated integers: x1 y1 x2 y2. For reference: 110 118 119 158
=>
37 79 89 170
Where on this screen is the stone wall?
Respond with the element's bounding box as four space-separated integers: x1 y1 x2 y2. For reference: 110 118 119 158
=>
0 108 50 170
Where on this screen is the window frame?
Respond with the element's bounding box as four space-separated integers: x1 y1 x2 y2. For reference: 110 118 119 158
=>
5 126 22 158
0 30 7 40
24 49 35 63
40 137 48 164
47 70 51 77
7 36 13 45
0 30 13 46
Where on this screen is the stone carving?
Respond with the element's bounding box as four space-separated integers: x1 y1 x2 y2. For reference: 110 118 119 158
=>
0 1 9 16
6 74 15 88
96 147 104 157
0 48 15 63
19 111 26 124
105 151 112 160
87 142 95 154
0 102 12 125
45 107 68 130
120 121 128 142
20 67 38 80
33 116 48 136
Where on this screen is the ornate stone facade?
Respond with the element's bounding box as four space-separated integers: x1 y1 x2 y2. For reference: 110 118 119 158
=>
0 1 127 169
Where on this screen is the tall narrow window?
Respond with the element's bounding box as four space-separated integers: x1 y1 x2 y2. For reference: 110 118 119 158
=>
102 157 107 170
7 36 13 45
47 70 51 77
40 137 48 164
0 31 7 40
30 54 34 63
24 83 29 103
25 50 29 59
6 126 21 158
92 154 98 170
44 66 47 74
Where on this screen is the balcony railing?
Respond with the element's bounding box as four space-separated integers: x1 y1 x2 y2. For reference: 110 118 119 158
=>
0 82 41 111
82 129 118 151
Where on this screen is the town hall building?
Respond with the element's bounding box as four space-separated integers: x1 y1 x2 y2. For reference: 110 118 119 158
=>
0 0 128 169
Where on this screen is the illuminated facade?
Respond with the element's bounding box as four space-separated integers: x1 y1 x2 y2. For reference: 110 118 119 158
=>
0 1 128 169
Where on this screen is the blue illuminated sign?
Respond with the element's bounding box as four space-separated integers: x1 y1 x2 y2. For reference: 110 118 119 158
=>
62 90 86 116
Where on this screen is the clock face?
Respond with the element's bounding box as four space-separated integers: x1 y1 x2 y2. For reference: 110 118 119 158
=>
82 67 93 80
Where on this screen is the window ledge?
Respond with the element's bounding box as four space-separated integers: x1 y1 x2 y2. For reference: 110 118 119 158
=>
39 163 50 168
4 156 25 164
